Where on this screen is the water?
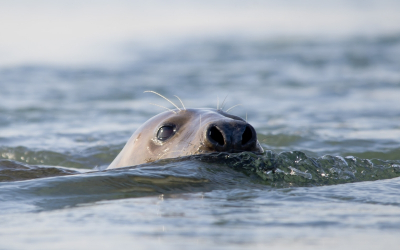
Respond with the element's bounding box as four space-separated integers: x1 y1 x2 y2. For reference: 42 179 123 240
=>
1 1 400 249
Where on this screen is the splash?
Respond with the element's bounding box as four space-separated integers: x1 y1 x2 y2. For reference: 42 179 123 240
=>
197 151 400 187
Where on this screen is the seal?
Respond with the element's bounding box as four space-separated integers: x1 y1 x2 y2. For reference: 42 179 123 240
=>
107 93 264 169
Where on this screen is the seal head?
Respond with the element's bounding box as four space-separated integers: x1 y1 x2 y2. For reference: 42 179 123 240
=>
107 108 264 169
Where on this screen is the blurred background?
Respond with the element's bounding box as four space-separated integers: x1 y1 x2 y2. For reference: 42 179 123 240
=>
1 0 400 66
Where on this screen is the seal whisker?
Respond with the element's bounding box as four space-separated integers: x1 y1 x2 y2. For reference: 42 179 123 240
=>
144 90 182 111
220 95 228 110
246 112 248 122
174 95 186 110
149 103 177 114
225 104 242 113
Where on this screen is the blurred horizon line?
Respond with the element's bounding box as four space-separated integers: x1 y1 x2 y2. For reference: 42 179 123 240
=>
1 0 400 67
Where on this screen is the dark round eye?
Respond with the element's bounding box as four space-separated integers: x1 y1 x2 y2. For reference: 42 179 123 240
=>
157 125 175 141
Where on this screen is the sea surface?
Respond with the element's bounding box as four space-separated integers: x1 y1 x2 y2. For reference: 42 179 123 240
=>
1 1 400 250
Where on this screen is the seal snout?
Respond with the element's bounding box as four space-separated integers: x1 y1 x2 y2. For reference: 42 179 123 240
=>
205 121 258 153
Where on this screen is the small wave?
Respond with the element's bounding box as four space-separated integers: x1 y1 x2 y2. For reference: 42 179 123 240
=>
0 159 81 182
2 150 400 186
0 145 119 169
0 159 254 211
212 151 400 187
1 151 400 212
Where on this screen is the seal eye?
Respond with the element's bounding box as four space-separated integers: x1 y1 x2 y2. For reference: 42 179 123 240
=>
157 125 175 141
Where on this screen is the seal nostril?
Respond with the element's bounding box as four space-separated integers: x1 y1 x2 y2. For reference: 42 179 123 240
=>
242 126 253 145
209 126 224 146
